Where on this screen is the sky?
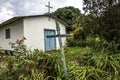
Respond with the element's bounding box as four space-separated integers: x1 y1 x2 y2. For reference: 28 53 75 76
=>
0 0 83 23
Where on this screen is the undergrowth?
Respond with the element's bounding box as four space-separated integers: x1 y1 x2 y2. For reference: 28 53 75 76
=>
0 47 120 80
0 39 120 80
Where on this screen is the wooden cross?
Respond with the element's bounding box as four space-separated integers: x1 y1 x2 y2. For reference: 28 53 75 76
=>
47 21 72 79
45 2 53 21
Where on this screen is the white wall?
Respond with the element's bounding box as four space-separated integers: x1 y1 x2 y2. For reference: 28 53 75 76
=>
23 16 66 51
0 20 24 50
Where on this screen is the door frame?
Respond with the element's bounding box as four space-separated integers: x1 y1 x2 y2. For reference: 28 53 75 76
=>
44 29 56 51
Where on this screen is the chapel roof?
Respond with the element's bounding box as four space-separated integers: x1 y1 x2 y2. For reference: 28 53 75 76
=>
0 14 69 27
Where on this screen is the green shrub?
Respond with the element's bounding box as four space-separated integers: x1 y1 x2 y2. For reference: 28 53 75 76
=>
68 65 109 80
67 35 107 51
9 37 30 55
74 49 120 80
0 52 63 80
67 37 86 47
0 47 5 55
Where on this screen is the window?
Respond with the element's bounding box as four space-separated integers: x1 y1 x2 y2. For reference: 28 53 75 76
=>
5 28 10 39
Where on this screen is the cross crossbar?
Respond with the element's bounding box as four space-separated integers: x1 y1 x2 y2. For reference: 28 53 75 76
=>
45 5 53 8
47 34 72 38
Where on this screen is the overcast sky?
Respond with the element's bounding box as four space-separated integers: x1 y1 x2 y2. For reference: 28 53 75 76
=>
0 0 83 23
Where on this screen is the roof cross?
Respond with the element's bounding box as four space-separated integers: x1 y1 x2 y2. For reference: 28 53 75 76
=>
45 2 53 21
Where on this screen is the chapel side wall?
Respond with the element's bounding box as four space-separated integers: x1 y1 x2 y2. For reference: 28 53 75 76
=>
0 20 24 50
23 16 66 51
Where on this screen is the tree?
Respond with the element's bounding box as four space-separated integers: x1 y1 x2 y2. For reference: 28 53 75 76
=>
52 6 81 32
83 0 120 43
100 3 120 42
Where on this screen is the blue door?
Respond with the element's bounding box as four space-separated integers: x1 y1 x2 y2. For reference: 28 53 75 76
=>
44 29 56 51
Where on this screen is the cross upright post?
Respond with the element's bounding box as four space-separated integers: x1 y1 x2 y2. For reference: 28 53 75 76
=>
47 21 72 79
56 21 67 79
45 2 53 21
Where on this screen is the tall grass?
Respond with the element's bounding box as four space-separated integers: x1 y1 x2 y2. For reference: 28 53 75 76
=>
0 52 63 80
0 47 120 80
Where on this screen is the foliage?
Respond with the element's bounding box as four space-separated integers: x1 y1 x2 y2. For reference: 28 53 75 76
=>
67 35 120 54
0 52 63 80
68 65 108 80
67 35 107 51
78 52 120 80
85 35 107 51
9 37 31 55
67 37 86 47
66 47 120 80
1 46 120 80
52 6 81 32
99 3 120 42
0 47 5 55
83 0 120 43
73 27 86 40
